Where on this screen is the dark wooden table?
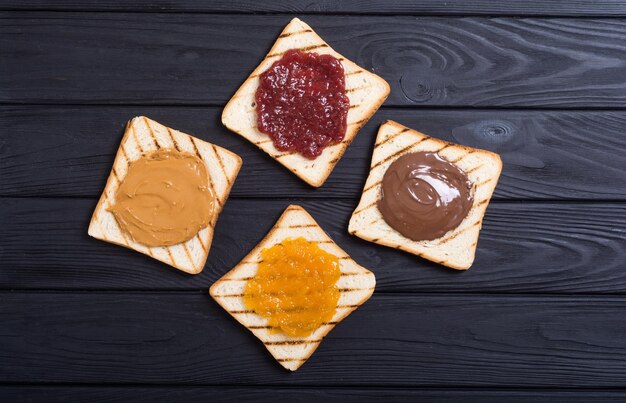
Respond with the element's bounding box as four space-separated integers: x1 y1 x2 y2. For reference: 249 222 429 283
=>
2 1 626 401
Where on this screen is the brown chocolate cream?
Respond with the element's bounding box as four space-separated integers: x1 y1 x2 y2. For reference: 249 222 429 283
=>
377 151 474 241
108 149 215 247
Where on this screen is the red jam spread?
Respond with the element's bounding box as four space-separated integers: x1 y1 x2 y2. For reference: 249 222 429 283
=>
255 49 350 159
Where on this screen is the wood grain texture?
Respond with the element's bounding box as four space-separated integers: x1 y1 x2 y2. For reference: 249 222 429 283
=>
3 291 626 386
3 106 626 200
4 0 626 16
2 198 625 293
4 387 626 403
4 14 626 107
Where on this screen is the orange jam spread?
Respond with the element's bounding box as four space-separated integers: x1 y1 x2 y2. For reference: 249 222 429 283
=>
243 237 341 337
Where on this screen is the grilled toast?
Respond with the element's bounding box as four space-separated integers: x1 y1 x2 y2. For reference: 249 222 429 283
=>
221 17 390 187
210 205 376 370
348 120 502 270
88 116 242 274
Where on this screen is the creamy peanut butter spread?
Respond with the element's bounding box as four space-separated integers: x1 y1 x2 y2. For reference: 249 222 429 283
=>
377 151 474 241
108 149 215 247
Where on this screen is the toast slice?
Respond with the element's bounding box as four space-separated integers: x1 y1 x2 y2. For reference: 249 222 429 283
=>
348 120 502 270
222 17 390 187
88 116 242 274
210 205 376 371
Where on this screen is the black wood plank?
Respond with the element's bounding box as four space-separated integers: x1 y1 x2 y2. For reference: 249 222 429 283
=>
4 386 626 403
3 1 626 16
3 106 626 200
3 291 626 386
2 197 625 293
4 14 626 107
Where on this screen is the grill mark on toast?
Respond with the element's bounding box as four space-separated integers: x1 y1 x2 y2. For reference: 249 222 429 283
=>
189 136 202 158
205 172 221 208
476 198 490 207
230 310 254 314
395 245 422 257
165 128 180 151
142 117 160 149
450 150 475 164
466 164 483 174
300 44 329 52
165 247 177 267
120 144 131 164
345 70 364 76
266 340 320 346
346 85 369 93
349 104 360 109
375 128 409 146
329 157 340 164
212 144 230 186
363 180 381 193
278 28 312 38
181 243 195 272
476 178 492 187
436 219 481 245
354 200 377 215
111 167 121 183
275 151 296 158
197 234 207 253
250 321 338 330
92 211 109 241
349 118 368 127
281 224 317 229
371 137 430 170
267 43 328 58
129 123 144 153
435 144 451 154
220 276 253 282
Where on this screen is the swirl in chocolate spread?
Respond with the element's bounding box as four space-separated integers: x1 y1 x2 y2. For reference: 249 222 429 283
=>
108 149 215 247
377 152 474 241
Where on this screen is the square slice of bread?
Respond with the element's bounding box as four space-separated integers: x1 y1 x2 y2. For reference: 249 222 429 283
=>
348 120 502 270
88 116 242 274
210 205 376 371
221 17 390 187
